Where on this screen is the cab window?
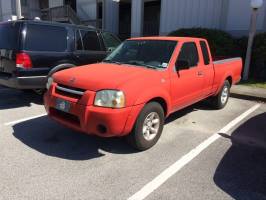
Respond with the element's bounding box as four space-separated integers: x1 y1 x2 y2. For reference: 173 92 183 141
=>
177 42 199 67
200 41 210 65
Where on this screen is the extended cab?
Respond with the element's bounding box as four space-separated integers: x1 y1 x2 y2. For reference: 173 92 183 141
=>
44 37 242 150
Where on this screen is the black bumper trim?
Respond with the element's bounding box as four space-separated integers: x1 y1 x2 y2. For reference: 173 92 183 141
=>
0 74 47 89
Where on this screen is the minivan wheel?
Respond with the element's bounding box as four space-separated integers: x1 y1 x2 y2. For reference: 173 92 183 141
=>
211 80 230 109
126 102 164 151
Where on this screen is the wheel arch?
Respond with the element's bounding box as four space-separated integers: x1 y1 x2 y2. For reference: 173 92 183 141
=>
225 76 233 87
146 97 168 117
48 63 76 78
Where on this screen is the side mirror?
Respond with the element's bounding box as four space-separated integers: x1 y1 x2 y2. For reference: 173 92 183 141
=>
175 60 190 71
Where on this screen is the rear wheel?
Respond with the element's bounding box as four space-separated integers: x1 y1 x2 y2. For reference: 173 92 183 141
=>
126 102 164 151
211 80 230 109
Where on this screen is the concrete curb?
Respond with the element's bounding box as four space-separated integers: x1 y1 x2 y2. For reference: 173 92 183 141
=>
230 93 266 102
230 85 266 103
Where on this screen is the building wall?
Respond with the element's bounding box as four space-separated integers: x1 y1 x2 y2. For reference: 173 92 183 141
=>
159 0 224 35
104 0 119 34
76 0 97 21
22 0 41 19
225 0 266 36
0 0 2 21
0 0 15 21
49 0 64 8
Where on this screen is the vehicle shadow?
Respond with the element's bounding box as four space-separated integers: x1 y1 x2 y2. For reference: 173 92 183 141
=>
11 100 220 161
214 113 266 200
165 100 212 124
0 88 43 110
12 116 138 160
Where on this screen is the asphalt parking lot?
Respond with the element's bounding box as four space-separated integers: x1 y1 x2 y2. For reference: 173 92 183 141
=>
0 86 266 200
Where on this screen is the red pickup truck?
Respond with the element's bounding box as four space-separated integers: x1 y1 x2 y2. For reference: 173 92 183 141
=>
44 37 242 150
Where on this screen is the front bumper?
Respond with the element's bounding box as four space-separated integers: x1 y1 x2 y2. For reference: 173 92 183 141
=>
0 73 47 89
44 86 144 137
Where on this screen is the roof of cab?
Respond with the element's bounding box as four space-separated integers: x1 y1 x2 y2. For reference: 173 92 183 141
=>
128 36 207 42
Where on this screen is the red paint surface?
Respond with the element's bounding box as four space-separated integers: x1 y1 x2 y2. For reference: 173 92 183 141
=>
44 37 242 137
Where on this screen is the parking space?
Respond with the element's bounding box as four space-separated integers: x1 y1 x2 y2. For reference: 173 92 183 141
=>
0 87 265 200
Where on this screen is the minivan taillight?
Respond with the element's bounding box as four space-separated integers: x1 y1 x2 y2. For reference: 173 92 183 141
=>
16 53 32 69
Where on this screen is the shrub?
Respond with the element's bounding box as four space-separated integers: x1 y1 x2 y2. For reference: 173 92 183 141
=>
168 28 238 58
251 33 266 80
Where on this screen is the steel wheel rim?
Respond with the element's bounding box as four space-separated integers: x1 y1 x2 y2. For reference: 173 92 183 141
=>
221 86 229 104
142 112 160 141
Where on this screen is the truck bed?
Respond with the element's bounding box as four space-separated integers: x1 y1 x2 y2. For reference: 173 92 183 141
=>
212 57 242 94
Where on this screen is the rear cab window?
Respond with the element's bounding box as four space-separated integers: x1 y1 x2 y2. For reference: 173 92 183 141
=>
200 41 210 65
24 24 68 52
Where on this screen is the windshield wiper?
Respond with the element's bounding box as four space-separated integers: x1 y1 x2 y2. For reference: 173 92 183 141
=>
102 60 122 65
123 61 158 69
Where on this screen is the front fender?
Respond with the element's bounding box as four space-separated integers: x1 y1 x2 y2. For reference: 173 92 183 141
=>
133 86 172 115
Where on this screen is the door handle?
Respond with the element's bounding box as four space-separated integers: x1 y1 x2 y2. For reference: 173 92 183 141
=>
197 71 204 76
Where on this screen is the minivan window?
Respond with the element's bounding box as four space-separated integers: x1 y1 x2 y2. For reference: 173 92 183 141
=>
102 32 121 51
0 22 20 50
79 30 101 51
25 24 67 51
76 30 83 50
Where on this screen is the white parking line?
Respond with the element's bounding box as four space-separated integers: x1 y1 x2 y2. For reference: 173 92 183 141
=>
4 114 47 126
128 103 261 200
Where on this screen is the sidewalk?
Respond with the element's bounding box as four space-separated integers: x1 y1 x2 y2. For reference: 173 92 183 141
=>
231 85 266 102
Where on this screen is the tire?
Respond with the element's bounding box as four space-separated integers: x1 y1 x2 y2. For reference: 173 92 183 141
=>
211 80 231 109
126 102 165 151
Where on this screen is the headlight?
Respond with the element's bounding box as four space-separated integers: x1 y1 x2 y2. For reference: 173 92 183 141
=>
94 90 125 108
46 77 53 90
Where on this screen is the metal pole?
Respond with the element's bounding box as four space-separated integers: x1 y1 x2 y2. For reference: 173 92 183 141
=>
16 0 22 19
243 8 258 81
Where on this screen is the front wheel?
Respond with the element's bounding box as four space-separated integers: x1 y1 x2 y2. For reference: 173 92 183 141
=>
126 102 165 151
211 80 230 109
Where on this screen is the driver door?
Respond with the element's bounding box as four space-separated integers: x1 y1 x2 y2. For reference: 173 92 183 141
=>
171 41 205 110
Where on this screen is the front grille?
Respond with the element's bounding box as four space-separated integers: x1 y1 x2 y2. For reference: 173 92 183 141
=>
55 84 86 99
50 108 80 127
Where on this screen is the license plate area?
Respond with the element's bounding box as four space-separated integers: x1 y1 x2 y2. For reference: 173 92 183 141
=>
55 98 71 113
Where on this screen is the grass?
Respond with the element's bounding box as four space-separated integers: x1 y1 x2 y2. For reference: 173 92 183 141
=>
241 79 266 89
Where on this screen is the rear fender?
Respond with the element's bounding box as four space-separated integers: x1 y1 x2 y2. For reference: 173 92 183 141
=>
215 73 233 96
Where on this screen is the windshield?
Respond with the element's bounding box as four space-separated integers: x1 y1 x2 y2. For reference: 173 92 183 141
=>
104 40 177 69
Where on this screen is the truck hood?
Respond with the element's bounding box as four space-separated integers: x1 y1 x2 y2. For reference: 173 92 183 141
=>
53 63 160 91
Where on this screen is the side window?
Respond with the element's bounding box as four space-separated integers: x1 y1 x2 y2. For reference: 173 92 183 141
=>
177 42 199 67
200 41 210 65
76 30 83 50
79 30 101 51
25 24 67 52
101 32 121 51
